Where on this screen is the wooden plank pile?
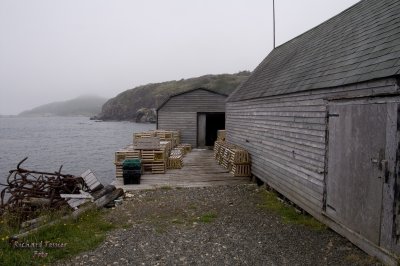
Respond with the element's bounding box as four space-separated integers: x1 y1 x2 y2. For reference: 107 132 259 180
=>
214 141 251 177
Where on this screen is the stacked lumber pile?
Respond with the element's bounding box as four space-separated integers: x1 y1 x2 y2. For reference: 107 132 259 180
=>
214 141 251 177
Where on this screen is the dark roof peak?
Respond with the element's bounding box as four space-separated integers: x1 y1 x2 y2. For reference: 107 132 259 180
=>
157 88 228 111
228 0 400 102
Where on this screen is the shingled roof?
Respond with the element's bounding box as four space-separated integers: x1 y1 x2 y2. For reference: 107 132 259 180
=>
156 88 228 111
228 0 400 102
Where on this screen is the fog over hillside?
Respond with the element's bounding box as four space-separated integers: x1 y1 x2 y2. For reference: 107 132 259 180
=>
18 95 107 117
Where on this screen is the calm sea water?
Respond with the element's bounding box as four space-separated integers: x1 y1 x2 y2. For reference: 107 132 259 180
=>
0 117 155 186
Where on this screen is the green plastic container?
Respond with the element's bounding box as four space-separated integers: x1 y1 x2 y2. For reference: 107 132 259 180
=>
122 159 141 170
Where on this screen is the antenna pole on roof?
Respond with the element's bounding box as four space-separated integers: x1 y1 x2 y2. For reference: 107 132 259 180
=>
273 0 276 49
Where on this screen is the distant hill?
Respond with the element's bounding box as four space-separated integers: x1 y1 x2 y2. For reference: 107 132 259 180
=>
96 71 251 122
18 95 108 117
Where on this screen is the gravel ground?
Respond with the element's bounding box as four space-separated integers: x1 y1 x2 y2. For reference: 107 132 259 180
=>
56 184 381 266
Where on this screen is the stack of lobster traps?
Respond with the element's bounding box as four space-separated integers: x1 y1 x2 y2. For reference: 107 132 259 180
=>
166 143 192 170
214 140 251 177
114 147 141 178
114 129 192 177
167 148 184 169
153 130 181 148
177 144 192 155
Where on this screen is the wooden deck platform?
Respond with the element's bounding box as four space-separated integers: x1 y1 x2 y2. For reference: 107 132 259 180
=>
114 149 250 191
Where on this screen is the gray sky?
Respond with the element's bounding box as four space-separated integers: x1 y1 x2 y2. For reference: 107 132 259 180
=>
0 0 360 115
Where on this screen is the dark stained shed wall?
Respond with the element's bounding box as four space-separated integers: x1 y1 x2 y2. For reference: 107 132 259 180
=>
226 78 399 216
224 0 400 263
157 89 227 147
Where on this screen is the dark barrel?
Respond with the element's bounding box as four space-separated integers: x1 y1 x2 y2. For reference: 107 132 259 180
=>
122 159 141 185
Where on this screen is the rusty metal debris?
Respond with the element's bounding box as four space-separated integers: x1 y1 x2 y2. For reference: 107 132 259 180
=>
0 157 88 221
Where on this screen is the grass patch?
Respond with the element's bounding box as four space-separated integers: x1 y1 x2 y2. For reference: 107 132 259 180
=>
188 204 197 210
171 218 185 225
345 252 381 265
0 208 115 266
199 212 217 223
160 185 173 190
258 190 326 231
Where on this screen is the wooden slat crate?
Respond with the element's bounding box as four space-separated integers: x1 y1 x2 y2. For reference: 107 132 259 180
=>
167 154 183 169
171 130 180 147
134 137 161 150
115 150 141 164
231 164 251 177
141 150 166 162
177 144 192 155
115 163 123 178
160 141 172 157
133 131 156 143
221 147 232 169
214 141 252 177
154 130 181 148
229 149 250 164
170 148 183 157
81 169 103 191
214 141 223 159
133 132 156 147
217 130 226 141
143 162 166 174
154 130 173 139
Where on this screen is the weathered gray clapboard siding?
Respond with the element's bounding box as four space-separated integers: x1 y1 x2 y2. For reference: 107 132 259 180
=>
226 78 399 216
158 111 197 146
157 89 227 147
225 1 400 262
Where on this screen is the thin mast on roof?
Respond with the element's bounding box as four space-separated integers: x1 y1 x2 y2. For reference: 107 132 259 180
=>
273 0 276 48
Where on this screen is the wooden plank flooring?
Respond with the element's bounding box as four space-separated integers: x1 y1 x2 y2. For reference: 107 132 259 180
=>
114 149 250 191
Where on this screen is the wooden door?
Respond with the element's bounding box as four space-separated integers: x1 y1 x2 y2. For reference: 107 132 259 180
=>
197 113 206 147
326 103 387 245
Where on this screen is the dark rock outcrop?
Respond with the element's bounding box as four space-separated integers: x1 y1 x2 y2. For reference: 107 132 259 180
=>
96 71 251 122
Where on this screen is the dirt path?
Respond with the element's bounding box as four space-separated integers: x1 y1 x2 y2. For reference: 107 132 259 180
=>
56 184 381 265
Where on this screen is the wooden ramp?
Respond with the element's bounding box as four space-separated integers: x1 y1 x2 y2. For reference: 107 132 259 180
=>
114 149 250 191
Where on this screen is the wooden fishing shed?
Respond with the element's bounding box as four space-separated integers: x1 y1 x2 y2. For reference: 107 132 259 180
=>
157 88 227 148
226 0 400 264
